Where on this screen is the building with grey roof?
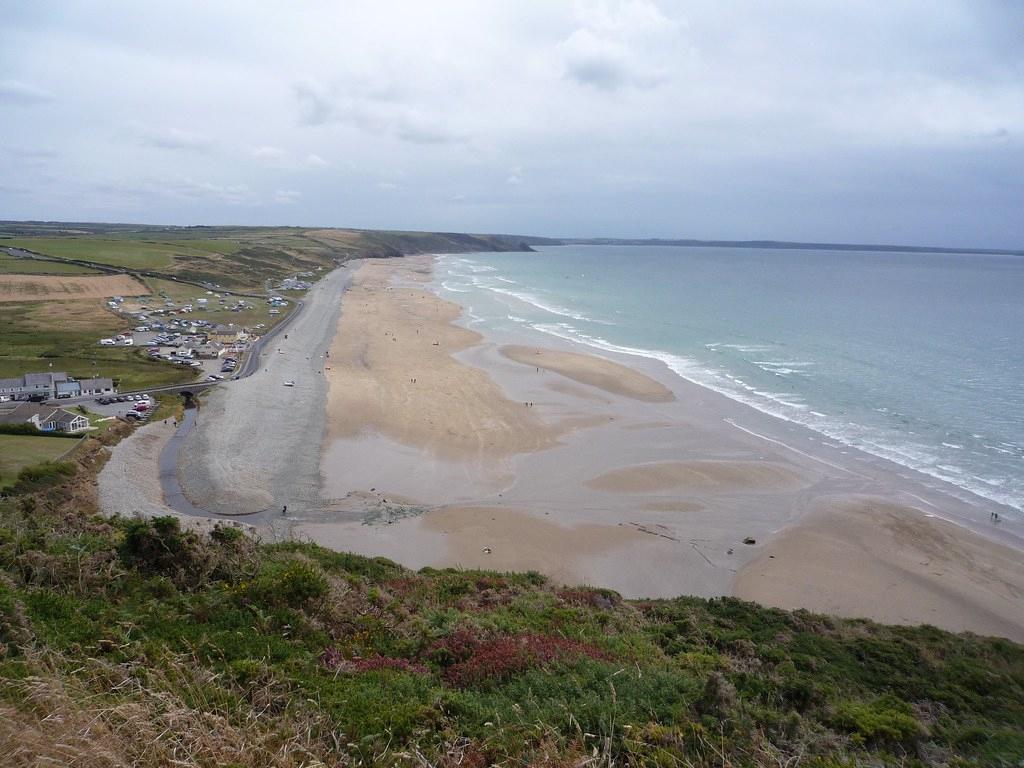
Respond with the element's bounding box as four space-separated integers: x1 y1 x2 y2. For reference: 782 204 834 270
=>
0 403 89 433
0 372 69 401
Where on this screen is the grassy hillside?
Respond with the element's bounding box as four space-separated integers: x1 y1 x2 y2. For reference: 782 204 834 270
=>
2 223 554 293
0 222 557 392
0 463 1020 767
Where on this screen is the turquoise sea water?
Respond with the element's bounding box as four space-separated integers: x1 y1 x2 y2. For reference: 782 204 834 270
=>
435 244 1024 517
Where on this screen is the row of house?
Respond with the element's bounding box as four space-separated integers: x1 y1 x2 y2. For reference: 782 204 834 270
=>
0 402 90 433
0 372 116 402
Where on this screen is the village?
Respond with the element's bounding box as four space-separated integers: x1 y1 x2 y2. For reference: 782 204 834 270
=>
0 276 307 452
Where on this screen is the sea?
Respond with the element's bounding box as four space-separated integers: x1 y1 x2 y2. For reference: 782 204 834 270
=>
435 244 1024 519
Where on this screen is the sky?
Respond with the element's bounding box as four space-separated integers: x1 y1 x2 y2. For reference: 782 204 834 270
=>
1 1 1022 248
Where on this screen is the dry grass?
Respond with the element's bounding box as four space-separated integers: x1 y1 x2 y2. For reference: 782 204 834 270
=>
17 298 119 331
0 649 338 768
0 275 148 302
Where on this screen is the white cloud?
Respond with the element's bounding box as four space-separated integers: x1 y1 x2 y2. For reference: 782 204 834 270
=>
558 0 680 91
274 188 301 204
292 82 468 145
0 79 53 105
305 153 329 168
165 178 252 205
252 145 287 160
136 126 213 152
294 82 334 126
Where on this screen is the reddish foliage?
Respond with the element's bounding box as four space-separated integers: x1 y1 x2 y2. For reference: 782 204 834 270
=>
430 631 610 688
350 656 428 675
557 587 620 610
320 646 343 669
383 576 421 598
320 648 427 675
473 575 509 591
426 627 483 666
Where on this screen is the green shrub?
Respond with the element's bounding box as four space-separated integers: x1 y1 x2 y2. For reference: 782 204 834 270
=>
244 560 328 608
832 694 923 746
118 516 208 587
3 460 77 495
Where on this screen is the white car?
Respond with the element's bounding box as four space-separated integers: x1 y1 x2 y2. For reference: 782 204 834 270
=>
283 380 295 387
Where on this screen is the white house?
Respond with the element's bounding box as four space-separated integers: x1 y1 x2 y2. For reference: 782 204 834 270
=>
79 378 116 396
0 403 89 433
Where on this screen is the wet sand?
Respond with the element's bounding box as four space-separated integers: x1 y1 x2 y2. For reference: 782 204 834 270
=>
297 256 1024 640
586 460 809 493
735 497 1024 642
501 345 674 402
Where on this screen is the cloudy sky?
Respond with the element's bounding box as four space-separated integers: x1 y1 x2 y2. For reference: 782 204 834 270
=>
2 1 1021 247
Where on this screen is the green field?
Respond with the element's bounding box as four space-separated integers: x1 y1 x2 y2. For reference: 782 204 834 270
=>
4 232 336 291
2 224 549 293
0 434 76 488
4 238 219 270
0 301 195 391
0 252 99 275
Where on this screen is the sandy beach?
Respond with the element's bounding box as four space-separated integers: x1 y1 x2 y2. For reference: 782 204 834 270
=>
734 496 1024 641
128 254 1023 641
296 256 1024 640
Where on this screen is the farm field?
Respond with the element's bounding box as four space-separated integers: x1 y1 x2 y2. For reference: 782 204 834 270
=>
0 300 195 391
0 274 148 302
0 434 77 488
0 252 98 275
3 238 227 270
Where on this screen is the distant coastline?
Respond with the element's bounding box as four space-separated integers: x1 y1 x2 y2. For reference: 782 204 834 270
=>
2 219 1020 258
562 237 1024 257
